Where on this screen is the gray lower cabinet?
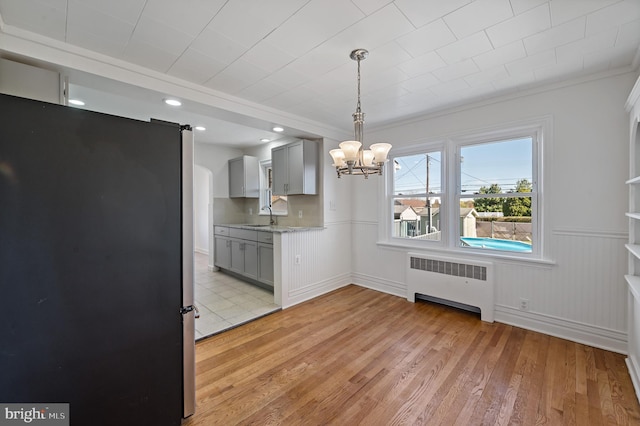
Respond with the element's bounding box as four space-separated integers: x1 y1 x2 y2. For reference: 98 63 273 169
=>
257 231 274 287
214 227 231 269
214 226 273 287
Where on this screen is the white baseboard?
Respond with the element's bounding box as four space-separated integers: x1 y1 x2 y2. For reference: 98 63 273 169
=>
195 247 209 255
283 274 351 309
495 304 627 354
351 272 406 298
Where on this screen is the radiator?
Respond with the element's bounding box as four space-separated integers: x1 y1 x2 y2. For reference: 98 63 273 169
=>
407 253 494 322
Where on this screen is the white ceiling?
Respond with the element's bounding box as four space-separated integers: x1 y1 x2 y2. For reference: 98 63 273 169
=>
1 0 639 147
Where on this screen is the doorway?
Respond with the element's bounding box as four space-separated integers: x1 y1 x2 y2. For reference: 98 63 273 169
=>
192 165 279 339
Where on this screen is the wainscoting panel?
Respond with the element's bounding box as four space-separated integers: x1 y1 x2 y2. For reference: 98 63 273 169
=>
279 222 352 308
351 221 629 353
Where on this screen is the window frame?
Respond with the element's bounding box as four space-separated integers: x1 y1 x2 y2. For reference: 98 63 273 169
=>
381 118 548 261
259 159 288 216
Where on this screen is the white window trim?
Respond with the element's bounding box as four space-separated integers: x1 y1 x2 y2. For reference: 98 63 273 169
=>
378 116 551 263
259 159 287 216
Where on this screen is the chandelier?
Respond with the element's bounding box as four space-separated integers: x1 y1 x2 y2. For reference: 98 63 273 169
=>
329 49 392 178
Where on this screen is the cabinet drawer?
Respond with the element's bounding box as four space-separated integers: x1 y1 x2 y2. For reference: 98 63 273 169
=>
214 226 229 236
229 228 258 240
257 231 273 244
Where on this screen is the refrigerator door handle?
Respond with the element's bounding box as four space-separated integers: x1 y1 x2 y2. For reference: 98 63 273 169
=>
180 304 200 319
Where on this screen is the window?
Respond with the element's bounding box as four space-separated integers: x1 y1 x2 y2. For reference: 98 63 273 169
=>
392 150 443 241
259 160 287 216
387 121 543 257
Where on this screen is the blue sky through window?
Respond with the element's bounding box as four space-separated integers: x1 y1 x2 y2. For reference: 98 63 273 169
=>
393 137 532 195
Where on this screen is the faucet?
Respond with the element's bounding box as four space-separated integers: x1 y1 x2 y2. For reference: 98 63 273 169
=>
265 205 276 225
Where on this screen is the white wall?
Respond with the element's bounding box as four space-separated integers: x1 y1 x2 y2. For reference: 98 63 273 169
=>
349 71 637 353
194 165 210 254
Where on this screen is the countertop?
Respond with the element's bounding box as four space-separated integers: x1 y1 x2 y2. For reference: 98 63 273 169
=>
216 224 324 233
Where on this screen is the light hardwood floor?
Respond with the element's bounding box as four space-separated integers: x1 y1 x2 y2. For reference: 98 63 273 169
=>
184 285 640 425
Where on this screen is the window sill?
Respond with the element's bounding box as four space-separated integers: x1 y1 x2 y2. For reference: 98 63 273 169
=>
376 239 555 267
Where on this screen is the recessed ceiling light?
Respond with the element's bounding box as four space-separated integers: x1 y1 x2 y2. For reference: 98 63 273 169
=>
260 138 270 142
272 126 284 132
68 99 85 106
195 126 206 131
164 98 182 106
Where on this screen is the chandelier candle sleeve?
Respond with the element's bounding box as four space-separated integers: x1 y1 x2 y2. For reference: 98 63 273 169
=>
330 48 392 178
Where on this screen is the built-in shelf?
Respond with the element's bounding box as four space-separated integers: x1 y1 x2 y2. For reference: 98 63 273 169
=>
626 275 640 302
627 176 640 185
627 244 640 260
627 212 640 220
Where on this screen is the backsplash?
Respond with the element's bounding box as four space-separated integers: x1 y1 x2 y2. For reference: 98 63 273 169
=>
213 195 321 227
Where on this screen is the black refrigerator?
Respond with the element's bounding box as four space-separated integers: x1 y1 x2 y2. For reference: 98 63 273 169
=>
0 93 196 425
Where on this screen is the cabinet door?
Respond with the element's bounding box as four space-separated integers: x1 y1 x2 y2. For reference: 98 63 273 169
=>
243 240 258 280
228 157 245 198
230 239 244 273
258 243 274 286
271 145 288 195
214 237 231 269
286 142 304 195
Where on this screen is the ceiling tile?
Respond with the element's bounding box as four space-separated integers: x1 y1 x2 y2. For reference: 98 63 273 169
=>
241 40 297 74
237 79 289 103
523 17 585 55
327 3 415 52
394 0 472 28
400 73 440 91
436 32 493 65
351 0 394 15
265 0 365 57
395 19 457 58
204 59 269 94
585 0 640 36
534 57 584 82
131 15 195 56
504 49 556 75
432 59 479 82
510 0 548 15
166 48 227 84
120 39 180 72
555 27 618 63
67 0 134 53
263 66 313 91
472 40 527 70
616 19 640 49
189 28 248 64
443 0 513 39
0 0 67 40
550 0 619 26
486 3 551 47
140 0 227 37
464 65 509 87
369 42 413 70
205 0 306 50
286 46 347 79
66 26 129 58
491 70 536 91
69 0 145 25
429 78 470 97
397 51 447 77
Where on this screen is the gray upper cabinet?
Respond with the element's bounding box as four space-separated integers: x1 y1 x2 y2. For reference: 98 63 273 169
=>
272 139 318 196
228 155 259 198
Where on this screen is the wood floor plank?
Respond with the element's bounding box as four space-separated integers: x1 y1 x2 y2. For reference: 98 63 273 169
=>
182 285 640 426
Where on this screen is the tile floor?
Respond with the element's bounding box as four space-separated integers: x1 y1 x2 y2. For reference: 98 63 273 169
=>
194 252 280 340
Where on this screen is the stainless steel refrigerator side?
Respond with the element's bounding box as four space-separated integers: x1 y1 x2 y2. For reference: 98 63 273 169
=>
182 127 196 418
